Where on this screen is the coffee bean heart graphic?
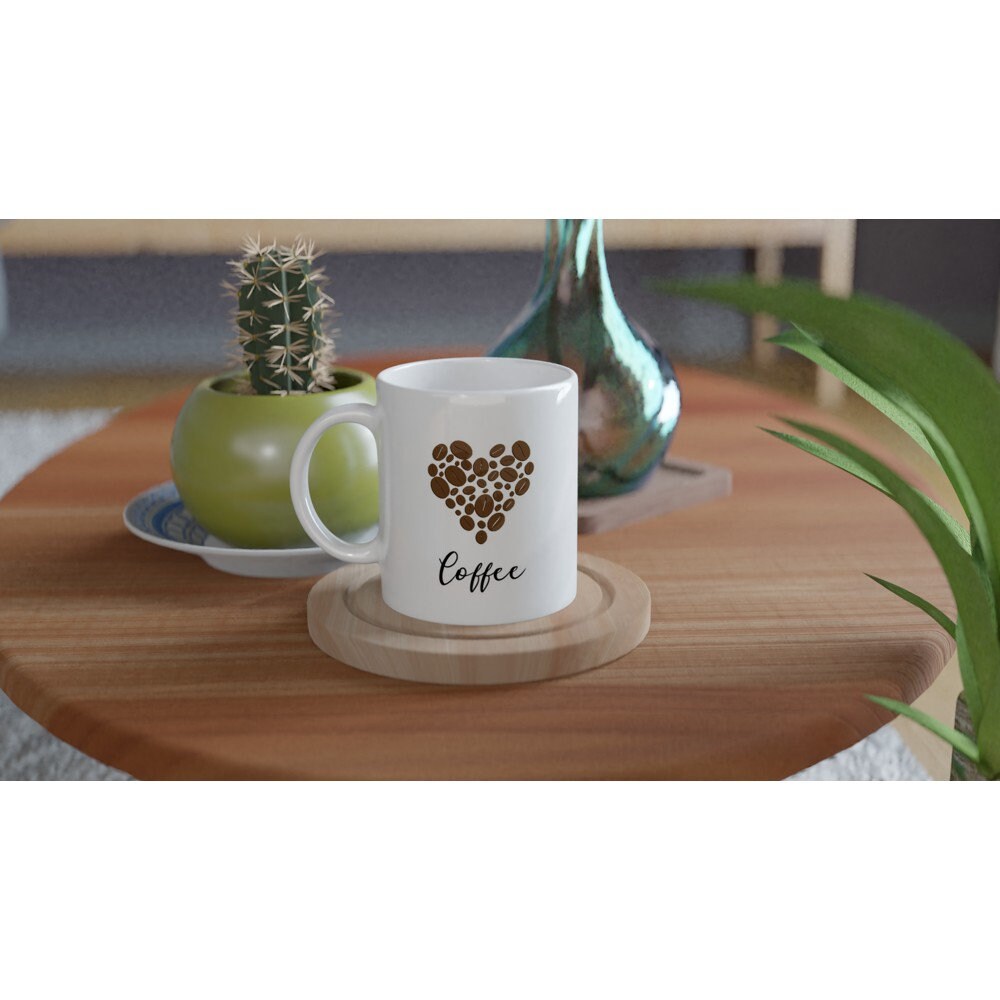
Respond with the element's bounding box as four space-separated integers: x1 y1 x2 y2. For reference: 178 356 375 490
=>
428 439 532 544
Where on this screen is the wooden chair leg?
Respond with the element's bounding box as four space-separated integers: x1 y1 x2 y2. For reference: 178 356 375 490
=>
751 244 783 366
816 222 857 407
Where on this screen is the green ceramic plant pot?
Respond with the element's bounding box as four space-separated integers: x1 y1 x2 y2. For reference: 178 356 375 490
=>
170 367 378 549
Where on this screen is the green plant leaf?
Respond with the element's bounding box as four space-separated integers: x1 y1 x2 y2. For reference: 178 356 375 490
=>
955 590 1000 770
762 427 970 552
785 420 1000 765
971 523 988 571
778 419 997 759
865 575 957 638
867 695 982 766
770 325 936 457
662 279 1000 603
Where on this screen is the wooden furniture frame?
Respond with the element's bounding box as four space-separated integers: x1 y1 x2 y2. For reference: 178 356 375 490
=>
1 219 857 404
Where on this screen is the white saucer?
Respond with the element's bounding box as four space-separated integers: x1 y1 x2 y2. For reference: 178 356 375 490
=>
123 481 376 578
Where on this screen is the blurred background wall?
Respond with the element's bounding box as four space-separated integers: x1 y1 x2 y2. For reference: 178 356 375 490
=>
788 220 1000 358
1 220 997 408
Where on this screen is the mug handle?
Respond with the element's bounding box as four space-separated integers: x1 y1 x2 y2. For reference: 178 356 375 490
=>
289 402 384 563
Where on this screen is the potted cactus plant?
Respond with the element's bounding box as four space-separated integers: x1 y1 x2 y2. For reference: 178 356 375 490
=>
170 237 378 549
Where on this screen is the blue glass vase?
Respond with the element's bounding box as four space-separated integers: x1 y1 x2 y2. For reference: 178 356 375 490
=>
489 219 681 497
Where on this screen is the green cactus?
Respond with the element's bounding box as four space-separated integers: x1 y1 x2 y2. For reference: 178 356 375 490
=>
227 236 338 395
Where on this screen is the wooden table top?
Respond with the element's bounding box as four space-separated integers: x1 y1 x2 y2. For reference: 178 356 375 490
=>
0 351 955 779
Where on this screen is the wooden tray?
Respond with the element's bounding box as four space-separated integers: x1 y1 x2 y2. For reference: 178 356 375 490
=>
307 552 650 685
578 456 732 534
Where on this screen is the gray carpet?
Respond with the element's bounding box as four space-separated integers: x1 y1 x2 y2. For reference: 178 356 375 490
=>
0 409 929 780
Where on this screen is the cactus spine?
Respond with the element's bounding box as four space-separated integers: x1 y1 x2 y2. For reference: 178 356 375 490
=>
227 236 337 395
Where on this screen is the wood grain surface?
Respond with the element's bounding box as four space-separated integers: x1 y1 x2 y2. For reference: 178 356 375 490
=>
308 553 651 686
0 351 955 779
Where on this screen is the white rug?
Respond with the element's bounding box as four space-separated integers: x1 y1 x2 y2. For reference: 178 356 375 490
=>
0 410 929 780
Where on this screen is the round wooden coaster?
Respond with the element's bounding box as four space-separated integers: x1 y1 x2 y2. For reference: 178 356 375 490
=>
307 552 650 685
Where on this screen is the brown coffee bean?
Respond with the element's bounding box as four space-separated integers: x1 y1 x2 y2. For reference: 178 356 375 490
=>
460 515 475 531
489 444 505 458
475 530 487 545
462 484 476 495
493 490 503 501
502 498 515 511
432 443 448 461
524 461 534 475
514 478 530 496
451 440 473 460
474 494 494 517
487 470 499 481
430 477 449 498
464 502 474 514
477 479 486 488
489 460 497 468
473 457 489 477
500 455 515 466
487 512 505 532
512 440 530 461
450 488 458 496
446 498 455 508
444 465 466 487
500 467 517 482
461 459 471 471
477 520 485 528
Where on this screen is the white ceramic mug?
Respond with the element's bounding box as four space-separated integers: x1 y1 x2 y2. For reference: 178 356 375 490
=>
290 357 578 625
